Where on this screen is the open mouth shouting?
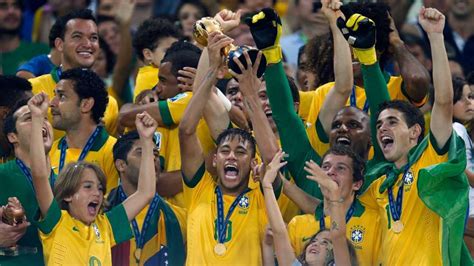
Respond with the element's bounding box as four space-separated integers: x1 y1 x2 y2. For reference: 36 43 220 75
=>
379 134 394 152
335 135 351 146
224 164 239 180
87 201 100 217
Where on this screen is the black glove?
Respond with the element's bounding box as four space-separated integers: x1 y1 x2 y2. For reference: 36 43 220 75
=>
337 14 377 65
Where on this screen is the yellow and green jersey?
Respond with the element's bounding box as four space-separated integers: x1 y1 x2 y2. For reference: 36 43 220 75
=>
183 165 268 265
134 65 159 102
36 199 133 266
360 132 471 265
29 68 120 138
49 126 119 195
288 200 382 266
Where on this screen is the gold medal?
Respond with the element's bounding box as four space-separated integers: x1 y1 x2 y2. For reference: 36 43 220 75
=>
134 248 142 261
392 220 404 233
214 243 226 256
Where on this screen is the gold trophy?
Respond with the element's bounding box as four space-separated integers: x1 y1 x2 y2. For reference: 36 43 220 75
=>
0 197 37 256
193 17 266 78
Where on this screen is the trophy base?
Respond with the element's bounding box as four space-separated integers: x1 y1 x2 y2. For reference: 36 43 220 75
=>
0 245 38 256
228 47 267 78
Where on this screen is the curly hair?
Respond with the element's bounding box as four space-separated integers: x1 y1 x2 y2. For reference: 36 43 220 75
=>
60 68 109 124
161 41 201 77
341 2 392 69
304 32 335 88
133 18 181 61
56 9 97 40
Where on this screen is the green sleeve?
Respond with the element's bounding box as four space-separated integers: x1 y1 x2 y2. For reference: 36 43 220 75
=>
362 63 391 162
158 100 173 127
265 62 322 199
105 203 133 245
182 163 205 188
35 199 61 235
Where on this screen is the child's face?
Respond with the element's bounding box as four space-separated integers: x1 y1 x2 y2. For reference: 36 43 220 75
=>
66 168 104 225
305 230 332 265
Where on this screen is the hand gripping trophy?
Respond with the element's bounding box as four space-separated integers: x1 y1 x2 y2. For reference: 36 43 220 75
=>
0 197 37 256
193 17 267 77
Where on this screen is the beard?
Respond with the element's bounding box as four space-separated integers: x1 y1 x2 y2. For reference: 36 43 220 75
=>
0 27 20 36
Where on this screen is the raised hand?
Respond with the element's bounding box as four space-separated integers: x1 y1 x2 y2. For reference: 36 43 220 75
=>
215 9 242 34
135 111 157 140
304 160 341 202
419 7 445 35
115 0 136 24
177 67 197 92
207 31 234 69
229 50 263 96
262 150 287 187
28 92 49 118
321 0 344 23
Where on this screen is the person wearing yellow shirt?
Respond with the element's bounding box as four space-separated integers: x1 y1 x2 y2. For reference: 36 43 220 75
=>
48 69 120 196
287 145 382 266
107 130 186 266
358 8 472 265
179 32 281 265
132 18 180 101
28 9 119 138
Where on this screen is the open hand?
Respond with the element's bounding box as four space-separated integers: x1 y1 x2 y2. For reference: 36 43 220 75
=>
229 50 263 96
135 111 157 140
115 0 136 25
304 160 341 201
207 31 234 70
177 67 197 92
262 150 287 187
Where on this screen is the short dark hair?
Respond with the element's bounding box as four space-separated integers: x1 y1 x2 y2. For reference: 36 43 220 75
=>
322 144 366 183
161 41 201 77
48 18 63 48
113 130 140 163
429 76 467 109
287 75 300 103
175 0 210 20
60 68 109 124
56 9 97 41
3 98 30 139
133 18 181 61
466 71 474 85
376 100 425 143
216 128 257 158
0 75 32 108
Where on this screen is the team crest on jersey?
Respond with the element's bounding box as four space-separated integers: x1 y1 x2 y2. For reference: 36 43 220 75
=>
92 223 101 240
238 195 250 210
153 132 162 151
168 93 188 103
350 225 365 244
403 170 414 185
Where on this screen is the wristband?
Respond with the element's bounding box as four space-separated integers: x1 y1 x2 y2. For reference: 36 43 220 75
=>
262 45 282 65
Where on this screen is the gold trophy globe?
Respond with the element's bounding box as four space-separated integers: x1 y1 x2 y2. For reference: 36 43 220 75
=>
193 17 266 78
0 197 37 256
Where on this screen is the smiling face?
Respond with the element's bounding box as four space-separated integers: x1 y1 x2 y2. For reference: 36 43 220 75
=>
304 230 333 265
453 84 474 122
214 136 256 195
329 107 371 159
7 105 53 154
65 167 104 225
57 18 99 69
376 108 421 166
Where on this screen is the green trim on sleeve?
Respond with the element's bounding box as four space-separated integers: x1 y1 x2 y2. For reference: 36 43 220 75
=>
106 203 133 245
158 100 173 127
182 163 206 188
315 117 329 143
35 199 61 235
429 131 452 155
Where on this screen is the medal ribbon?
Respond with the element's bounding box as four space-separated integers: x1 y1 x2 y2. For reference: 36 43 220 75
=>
118 186 160 250
387 164 410 222
215 186 250 243
319 203 355 230
350 85 369 113
59 126 101 172
16 159 55 192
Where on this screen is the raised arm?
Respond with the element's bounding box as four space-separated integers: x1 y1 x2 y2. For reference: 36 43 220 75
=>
118 102 164 128
318 0 353 135
281 178 321 214
261 151 296 266
122 112 157 221
179 32 230 180
388 13 430 105
420 7 452 147
29 93 54 218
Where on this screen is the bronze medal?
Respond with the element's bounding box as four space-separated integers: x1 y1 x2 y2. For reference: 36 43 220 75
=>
392 220 404 234
214 243 226 256
134 248 142 261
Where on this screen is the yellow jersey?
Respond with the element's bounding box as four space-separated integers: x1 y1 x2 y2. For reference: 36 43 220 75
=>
29 69 120 138
49 126 119 195
158 92 216 207
288 200 382 266
134 66 159 102
183 165 268 265
298 90 315 123
359 135 449 265
36 199 133 266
